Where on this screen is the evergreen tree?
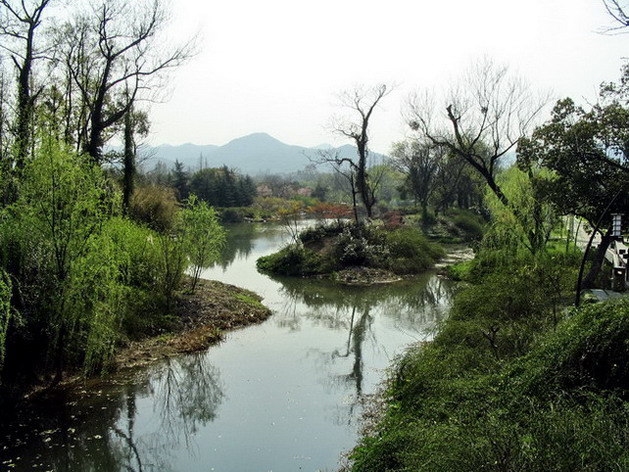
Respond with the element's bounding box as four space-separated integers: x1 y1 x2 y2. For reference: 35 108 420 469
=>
172 159 189 201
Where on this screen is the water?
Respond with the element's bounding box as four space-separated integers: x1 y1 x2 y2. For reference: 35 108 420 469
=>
0 223 456 472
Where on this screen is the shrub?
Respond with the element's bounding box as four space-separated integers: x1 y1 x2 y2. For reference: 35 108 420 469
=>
448 208 485 240
257 245 331 276
259 223 444 277
0 270 11 372
385 227 444 274
509 299 629 398
349 300 629 472
130 184 179 232
180 196 226 291
219 207 245 223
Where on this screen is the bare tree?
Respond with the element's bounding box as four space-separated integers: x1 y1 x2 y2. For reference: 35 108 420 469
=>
60 0 195 163
313 148 360 222
602 0 629 31
0 0 52 168
406 59 547 210
330 84 390 219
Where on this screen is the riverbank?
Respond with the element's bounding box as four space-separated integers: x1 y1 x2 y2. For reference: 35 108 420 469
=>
15 278 272 401
345 247 629 471
113 278 272 371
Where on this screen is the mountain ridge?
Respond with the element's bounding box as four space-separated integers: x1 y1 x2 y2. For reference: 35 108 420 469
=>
141 132 388 175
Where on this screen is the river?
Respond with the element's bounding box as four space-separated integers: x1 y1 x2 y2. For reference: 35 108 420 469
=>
0 222 456 472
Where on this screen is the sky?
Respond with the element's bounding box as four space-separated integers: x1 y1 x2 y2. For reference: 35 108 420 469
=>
148 0 629 154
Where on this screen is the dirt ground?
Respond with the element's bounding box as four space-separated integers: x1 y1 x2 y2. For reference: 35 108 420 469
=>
112 279 272 371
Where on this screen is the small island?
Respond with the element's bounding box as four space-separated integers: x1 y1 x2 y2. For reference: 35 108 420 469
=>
257 221 445 284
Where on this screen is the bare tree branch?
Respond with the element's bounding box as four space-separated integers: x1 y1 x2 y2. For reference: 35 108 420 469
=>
328 84 391 219
406 58 548 208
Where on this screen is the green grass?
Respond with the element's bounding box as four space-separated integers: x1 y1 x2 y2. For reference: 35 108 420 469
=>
347 249 629 472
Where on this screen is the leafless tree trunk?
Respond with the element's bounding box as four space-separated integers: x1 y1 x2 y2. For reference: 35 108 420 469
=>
312 149 360 222
331 84 390 219
59 0 195 163
406 59 547 210
407 59 549 249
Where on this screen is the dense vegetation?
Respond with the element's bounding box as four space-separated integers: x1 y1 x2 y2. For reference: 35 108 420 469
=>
348 297 629 471
257 222 444 278
346 169 628 470
0 0 230 393
0 139 226 390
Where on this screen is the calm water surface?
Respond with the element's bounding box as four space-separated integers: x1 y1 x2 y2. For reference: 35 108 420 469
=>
0 223 456 472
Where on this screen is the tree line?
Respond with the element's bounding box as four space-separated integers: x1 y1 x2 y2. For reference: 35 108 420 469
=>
0 0 227 395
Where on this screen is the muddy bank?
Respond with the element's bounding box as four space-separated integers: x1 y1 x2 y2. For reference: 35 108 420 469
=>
12 279 271 401
113 279 272 370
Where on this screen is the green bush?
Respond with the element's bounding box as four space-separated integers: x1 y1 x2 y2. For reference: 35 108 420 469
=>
130 184 179 232
350 301 629 472
257 245 331 276
509 299 629 398
0 142 191 379
219 207 245 223
258 223 444 277
449 210 485 240
0 269 11 372
385 227 444 274
332 224 389 267
298 221 348 244
180 196 226 291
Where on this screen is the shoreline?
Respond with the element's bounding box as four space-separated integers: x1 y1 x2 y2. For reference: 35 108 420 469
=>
15 279 272 402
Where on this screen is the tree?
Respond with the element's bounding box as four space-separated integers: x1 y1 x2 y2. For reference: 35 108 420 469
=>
313 149 360 222
406 59 546 209
603 0 629 30
518 90 629 286
60 0 194 163
0 0 52 168
121 102 149 213
171 159 189 201
329 84 390 219
484 166 557 256
390 139 445 220
180 196 225 292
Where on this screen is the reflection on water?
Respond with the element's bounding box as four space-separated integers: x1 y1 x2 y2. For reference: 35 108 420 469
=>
0 354 224 471
0 222 457 472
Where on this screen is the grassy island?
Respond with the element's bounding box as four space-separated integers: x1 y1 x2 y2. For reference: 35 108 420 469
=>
256 222 445 282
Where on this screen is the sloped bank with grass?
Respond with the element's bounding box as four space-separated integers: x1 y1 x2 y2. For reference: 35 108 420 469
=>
345 248 629 471
113 278 271 371
256 222 444 284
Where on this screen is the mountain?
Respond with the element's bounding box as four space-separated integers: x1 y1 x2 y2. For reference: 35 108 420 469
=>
139 133 387 175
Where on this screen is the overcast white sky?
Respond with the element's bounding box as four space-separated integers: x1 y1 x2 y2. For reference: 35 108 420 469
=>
148 0 628 154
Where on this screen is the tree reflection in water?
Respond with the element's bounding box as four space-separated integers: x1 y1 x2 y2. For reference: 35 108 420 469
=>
213 223 256 270
271 271 455 426
0 354 225 472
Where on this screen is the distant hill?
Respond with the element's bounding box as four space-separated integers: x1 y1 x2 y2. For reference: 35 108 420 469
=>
139 132 387 175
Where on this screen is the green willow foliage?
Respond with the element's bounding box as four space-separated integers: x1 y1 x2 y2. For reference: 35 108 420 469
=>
0 270 10 372
180 196 226 292
0 140 204 377
483 166 557 257
8 140 123 373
